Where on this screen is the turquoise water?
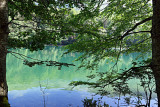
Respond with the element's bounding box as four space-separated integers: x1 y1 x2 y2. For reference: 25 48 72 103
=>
6 46 156 107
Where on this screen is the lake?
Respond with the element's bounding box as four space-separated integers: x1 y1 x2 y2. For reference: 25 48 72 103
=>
7 46 157 107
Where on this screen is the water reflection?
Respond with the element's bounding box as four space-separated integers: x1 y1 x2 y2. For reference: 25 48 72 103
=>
7 46 155 107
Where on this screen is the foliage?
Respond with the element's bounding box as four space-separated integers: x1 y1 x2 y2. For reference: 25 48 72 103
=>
8 0 103 51
64 1 154 103
82 98 111 107
7 0 156 106
23 60 75 69
7 0 105 69
65 0 152 69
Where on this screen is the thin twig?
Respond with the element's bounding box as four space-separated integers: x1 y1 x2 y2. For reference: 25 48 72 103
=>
10 52 25 60
108 40 123 72
8 51 42 61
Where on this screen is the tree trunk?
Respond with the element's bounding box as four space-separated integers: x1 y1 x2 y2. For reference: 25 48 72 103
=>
152 0 160 106
0 0 9 103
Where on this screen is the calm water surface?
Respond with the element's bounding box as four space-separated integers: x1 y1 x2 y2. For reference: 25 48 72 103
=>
7 46 156 107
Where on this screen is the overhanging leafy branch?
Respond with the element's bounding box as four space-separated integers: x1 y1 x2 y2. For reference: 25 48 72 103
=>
69 58 153 90
120 16 152 40
8 50 75 69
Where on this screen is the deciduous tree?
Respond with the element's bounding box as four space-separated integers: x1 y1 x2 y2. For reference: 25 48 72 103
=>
0 0 101 105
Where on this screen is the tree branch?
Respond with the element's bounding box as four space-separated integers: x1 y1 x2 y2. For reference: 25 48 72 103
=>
120 16 152 40
101 65 152 88
8 51 75 68
128 30 151 35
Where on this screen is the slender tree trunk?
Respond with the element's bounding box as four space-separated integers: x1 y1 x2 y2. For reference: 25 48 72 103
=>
0 0 9 105
152 0 160 106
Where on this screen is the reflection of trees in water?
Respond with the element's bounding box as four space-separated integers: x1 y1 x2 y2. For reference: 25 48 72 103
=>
7 46 149 92
39 80 48 107
7 47 155 106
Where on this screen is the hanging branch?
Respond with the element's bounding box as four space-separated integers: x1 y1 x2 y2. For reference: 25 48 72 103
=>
108 39 123 72
8 51 75 69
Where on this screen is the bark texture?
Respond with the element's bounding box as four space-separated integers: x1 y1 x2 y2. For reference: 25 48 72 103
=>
0 96 10 106
152 0 160 106
0 0 8 97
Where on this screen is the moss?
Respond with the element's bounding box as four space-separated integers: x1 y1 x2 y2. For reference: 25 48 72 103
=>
0 96 10 107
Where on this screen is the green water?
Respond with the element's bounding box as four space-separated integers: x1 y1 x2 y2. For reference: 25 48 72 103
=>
7 46 136 91
7 46 156 107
